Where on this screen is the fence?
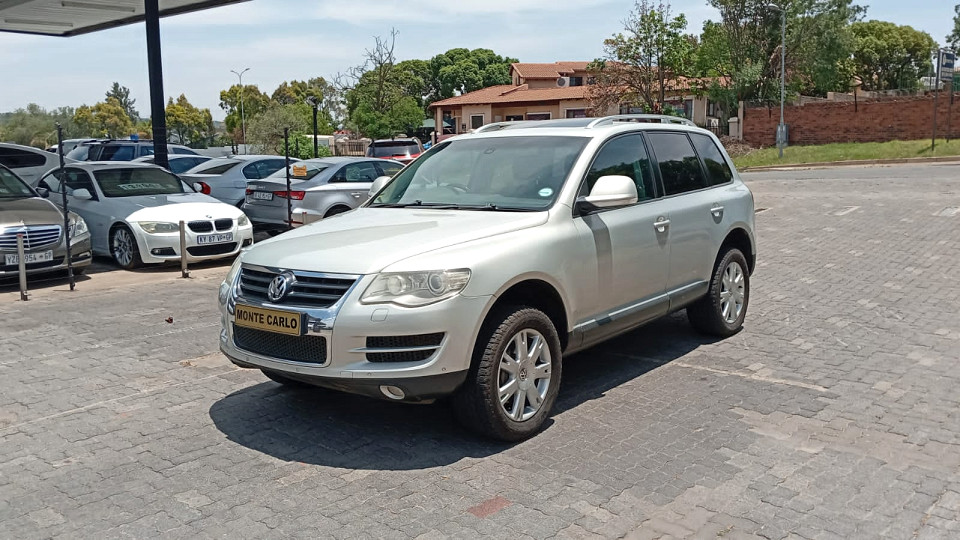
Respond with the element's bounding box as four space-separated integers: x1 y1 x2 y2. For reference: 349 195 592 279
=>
697 121 729 138
333 139 369 157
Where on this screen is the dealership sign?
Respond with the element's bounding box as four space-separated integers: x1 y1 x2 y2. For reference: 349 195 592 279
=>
940 50 956 82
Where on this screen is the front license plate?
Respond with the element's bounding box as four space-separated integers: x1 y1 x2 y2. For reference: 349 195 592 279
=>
5 250 53 265
197 232 233 245
251 191 273 201
234 304 302 336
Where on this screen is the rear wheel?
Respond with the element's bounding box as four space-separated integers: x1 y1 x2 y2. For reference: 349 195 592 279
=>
110 225 142 270
453 306 562 441
687 248 749 337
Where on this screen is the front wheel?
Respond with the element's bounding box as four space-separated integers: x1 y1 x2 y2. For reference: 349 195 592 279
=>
453 306 562 441
687 248 750 337
110 225 142 270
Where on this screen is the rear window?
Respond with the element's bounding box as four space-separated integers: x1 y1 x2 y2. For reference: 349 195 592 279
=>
99 145 137 161
369 141 421 157
268 162 330 181
0 146 47 168
193 161 239 175
94 168 186 197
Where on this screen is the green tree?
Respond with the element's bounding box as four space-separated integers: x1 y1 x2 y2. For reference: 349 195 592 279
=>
588 1 694 114
165 94 215 148
428 48 518 102
246 102 316 155
106 82 138 122
851 20 937 91
218 84 270 142
270 77 339 131
73 97 135 139
0 104 79 148
948 5 960 51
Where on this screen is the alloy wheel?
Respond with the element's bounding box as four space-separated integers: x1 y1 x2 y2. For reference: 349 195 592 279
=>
719 261 745 323
497 328 552 422
113 228 134 267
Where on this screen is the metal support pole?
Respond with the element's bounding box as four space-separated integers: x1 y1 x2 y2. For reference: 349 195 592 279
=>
17 234 28 301
179 220 189 278
312 105 319 158
778 9 785 159
284 128 293 231
144 0 169 170
56 124 75 291
231 68 250 155
933 50 941 152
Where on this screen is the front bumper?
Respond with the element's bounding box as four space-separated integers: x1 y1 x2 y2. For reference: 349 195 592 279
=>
218 269 491 402
0 236 92 277
134 225 254 264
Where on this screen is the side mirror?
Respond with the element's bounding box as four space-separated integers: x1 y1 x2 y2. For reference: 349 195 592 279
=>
36 187 50 198
72 188 94 200
368 175 391 197
576 175 638 213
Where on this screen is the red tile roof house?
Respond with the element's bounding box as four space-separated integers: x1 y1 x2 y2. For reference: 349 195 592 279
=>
429 62 726 141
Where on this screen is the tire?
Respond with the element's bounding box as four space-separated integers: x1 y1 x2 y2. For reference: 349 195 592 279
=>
261 369 313 388
324 206 350 218
687 248 750 337
110 225 142 270
453 306 562 441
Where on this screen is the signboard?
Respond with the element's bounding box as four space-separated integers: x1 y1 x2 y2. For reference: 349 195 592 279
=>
940 50 956 82
291 164 308 177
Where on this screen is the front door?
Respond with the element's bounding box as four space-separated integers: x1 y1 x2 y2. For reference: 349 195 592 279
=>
572 134 670 346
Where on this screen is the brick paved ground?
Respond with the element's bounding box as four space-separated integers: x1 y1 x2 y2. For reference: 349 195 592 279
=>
1 163 959 539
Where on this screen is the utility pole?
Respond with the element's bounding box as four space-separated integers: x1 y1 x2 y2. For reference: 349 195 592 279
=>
933 50 941 152
767 4 786 159
306 96 319 158
231 68 250 154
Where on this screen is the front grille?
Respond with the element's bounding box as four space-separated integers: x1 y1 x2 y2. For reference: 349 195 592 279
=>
365 333 444 363
0 257 64 273
0 225 62 250
239 267 356 308
215 218 233 231
233 325 326 364
187 220 213 233
187 243 237 256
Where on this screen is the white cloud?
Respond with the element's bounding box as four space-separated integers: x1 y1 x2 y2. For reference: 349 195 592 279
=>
312 0 614 24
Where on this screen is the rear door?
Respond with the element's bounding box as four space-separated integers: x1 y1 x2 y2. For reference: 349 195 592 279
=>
327 161 380 208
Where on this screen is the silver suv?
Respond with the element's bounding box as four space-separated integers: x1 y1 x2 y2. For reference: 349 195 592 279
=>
218 115 756 440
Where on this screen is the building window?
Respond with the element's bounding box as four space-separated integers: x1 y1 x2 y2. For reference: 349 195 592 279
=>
526 112 551 121
506 115 524 121
569 76 583 87
470 114 484 129
707 100 717 117
565 109 587 118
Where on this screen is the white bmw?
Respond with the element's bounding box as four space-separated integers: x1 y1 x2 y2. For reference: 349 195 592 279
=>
36 162 254 269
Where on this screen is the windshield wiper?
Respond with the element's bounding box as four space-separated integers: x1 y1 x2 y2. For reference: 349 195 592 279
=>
370 200 460 209
447 203 539 212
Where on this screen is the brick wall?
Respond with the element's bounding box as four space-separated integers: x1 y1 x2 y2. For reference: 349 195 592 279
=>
742 92 960 147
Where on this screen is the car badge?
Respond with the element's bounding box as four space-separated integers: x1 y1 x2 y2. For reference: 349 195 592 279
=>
267 272 295 302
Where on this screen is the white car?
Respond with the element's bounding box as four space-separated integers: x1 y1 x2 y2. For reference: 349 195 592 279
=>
36 162 254 269
180 155 292 207
0 142 68 186
132 154 213 174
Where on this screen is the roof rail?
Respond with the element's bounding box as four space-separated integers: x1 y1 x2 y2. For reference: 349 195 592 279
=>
472 121 530 133
586 114 696 128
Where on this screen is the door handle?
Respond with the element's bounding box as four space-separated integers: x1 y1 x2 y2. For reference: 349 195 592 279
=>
653 217 670 233
350 192 363 198
710 205 724 217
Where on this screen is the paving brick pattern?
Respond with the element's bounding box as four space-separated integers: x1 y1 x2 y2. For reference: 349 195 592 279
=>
1 163 959 538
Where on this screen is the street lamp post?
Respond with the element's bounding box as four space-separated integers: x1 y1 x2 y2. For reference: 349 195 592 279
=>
230 68 250 154
768 4 786 159
306 96 319 158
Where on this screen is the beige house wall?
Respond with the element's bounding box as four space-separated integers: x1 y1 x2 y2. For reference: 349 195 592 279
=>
459 104 492 131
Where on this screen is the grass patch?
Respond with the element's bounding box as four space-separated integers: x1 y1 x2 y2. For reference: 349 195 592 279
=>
732 139 960 169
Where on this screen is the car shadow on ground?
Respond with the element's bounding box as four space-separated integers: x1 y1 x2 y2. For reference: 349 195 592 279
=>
209 312 714 470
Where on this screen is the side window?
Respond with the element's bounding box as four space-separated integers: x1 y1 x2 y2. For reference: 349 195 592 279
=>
242 162 262 180
646 132 708 196
342 162 379 183
377 161 403 177
0 147 47 169
100 145 136 161
139 146 154 157
582 134 656 202
64 170 96 198
689 133 733 186
257 159 287 178
38 171 62 193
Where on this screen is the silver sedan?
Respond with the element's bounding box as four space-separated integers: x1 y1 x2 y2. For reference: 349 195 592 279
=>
181 155 292 207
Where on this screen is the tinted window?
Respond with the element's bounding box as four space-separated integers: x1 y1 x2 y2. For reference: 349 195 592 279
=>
369 141 420 157
194 162 239 175
647 132 708 196
582 134 656 202
0 147 46 168
172 146 199 155
689 133 733 186
340 162 380 183
168 158 203 173
377 161 403 177
66 145 92 160
269 162 330 181
256 159 287 178
99 145 137 161
139 146 154 157
242 162 262 179
94 168 185 197
0 166 34 197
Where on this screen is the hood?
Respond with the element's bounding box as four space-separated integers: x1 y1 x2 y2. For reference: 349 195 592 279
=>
0 197 64 227
242 207 547 274
112 192 243 222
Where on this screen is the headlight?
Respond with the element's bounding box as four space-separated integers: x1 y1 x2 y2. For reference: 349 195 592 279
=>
220 256 243 304
237 214 250 227
361 269 471 307
68 216 88 239
137 221 180 234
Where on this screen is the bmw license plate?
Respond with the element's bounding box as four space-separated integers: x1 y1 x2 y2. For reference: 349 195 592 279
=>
5 250 53 265
197 232 233 245
251 191 273 201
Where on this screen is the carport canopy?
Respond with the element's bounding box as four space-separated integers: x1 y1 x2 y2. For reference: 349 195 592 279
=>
0 0 249 167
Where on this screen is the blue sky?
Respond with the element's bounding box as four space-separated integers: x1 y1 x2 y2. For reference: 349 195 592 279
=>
0 0 953 120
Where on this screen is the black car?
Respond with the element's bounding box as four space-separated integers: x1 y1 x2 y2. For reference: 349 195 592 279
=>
66 140 198 162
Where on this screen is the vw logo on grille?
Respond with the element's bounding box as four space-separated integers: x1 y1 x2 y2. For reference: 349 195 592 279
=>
267 272 295 302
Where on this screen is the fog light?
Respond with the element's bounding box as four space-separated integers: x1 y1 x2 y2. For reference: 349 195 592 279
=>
380 385 405 400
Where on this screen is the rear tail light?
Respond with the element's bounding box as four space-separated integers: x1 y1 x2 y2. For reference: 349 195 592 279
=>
245 187 253 195
274 190 305 200
198 182 211 195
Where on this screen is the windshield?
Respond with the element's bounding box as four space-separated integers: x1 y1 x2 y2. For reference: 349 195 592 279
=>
94 168 186 197
0 167 34 198
370 136 588 211
267 162 330 181
370 142 420 157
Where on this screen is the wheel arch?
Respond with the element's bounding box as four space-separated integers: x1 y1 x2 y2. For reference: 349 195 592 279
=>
475 276 571 355
720 227 755 275
323 204 353 218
